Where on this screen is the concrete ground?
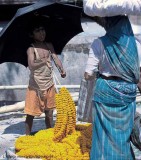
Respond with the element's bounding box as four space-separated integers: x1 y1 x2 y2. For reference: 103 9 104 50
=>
0 111 54 160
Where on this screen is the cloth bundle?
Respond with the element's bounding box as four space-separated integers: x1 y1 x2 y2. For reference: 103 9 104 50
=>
77 79 95 123
83 0 141 17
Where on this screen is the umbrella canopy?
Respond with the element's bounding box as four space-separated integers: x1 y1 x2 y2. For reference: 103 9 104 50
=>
0 0 83 67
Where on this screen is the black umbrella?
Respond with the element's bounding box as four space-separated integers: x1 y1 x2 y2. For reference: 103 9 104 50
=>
0 0 83 67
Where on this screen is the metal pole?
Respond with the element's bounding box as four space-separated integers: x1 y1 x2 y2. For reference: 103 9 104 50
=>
0 85 80 90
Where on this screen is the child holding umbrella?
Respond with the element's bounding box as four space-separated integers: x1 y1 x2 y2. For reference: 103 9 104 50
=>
24 18 66 135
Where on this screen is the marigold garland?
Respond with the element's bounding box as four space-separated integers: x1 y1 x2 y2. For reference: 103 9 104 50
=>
15 87 92 160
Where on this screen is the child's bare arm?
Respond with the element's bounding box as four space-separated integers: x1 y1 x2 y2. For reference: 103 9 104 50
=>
52 54 66 78
51 54 64 71
27 47 46 70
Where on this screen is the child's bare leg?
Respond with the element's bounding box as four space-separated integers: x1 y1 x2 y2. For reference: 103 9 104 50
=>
45 110 53 128
25 114 34 135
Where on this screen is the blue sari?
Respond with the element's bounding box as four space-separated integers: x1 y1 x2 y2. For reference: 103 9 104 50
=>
90 16 140 160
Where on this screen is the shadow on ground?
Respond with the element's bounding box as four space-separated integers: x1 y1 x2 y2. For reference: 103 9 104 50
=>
2 118 47 135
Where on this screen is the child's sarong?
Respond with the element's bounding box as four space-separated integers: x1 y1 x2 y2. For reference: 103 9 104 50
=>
24 85 56 116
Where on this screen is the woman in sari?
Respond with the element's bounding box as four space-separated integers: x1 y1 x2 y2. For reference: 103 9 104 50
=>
84 15 140 160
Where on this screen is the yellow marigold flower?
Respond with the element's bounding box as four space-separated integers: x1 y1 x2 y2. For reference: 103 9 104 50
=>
15 88 92 159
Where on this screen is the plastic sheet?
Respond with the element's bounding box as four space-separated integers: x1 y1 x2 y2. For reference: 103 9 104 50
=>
0 147 41 160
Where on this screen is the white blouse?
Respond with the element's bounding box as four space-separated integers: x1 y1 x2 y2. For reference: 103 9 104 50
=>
85 38 141 76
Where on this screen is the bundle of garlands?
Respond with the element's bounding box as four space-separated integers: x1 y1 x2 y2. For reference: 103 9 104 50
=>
15 87 92 160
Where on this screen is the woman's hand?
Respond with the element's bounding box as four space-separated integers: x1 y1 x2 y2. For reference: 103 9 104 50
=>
84 72 95 80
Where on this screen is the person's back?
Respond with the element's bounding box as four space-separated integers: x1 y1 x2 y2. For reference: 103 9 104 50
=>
84 16 139 160
85 35 141 80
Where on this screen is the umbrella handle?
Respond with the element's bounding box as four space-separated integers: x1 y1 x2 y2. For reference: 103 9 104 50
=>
49 50 62 74
53 71 61 93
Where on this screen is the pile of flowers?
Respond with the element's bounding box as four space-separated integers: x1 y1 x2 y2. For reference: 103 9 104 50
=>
15 87 92 160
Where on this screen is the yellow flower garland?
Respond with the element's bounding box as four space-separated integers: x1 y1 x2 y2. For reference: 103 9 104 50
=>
15 87 92 160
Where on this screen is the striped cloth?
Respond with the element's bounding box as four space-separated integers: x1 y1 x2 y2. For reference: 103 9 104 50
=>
90 16 139 160
131 112 141 150
100 16 139 83
91 78 137 160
